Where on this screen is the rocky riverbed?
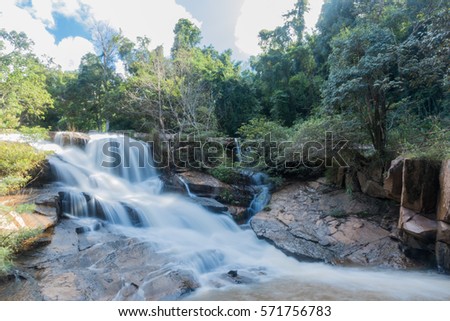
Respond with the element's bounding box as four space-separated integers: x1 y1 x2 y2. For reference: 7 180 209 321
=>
0 218 200 300
251 179 421 269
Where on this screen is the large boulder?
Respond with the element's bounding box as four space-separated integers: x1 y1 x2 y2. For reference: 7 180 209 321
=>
384 157 404 202
189 197 228 213
50 131 90 148
398 207 437 241
251 181 416 268
437 160 450 223
401 159 440 214
436 242 450 273
176 171 233 198
357 171 387 199
437 221 450 244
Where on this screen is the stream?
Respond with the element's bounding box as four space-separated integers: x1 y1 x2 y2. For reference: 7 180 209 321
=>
6 133 450 300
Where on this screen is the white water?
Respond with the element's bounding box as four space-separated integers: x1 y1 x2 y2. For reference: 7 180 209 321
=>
48 133 450 300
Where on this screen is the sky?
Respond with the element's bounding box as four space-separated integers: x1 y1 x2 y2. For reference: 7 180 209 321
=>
0 0 325 70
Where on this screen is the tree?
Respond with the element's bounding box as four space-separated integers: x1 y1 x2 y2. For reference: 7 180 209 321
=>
251 1 321 126
171 19 202 57
0 30 53 129
322 25 400 157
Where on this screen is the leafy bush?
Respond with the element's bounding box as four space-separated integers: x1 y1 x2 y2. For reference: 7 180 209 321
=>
389 114 450 161
237 117 292 141
0 228 42 276
0 142 48 195
18 126 50 140
209 165 239 184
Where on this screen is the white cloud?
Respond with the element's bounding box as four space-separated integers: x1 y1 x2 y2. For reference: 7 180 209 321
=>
78 0 201 56
1 0 201 69
234 0 324 56
235 0 296 56
51 36 95 70
0 0 94 70
305 0 325 33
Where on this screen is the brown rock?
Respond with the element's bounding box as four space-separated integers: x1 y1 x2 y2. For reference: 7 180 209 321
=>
358 171 387 199
384 157 404 202
402 213 437 241
251 181 415 268
437 221 450 245
437 160 450 223
398 206 416 229
177 171 233 198
401 159 440 214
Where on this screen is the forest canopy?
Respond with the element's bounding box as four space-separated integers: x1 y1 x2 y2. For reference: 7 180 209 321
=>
0 0 448 161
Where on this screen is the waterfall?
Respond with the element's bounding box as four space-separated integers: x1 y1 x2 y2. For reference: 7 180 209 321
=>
47 132 450 300
234 138 242 162
244 172 271 220
178 176 196 198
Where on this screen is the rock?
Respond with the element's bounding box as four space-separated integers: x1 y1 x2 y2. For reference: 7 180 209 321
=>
0 211 56 231
436 241 450 273
0 220 200 301
437 221 450 245
34 205 57 218
50 131 90 148
251 181 416 268
402 214 437 241
384 157 404 202
140 270 200 300
177 171 233 198
227 270 238 277
190 197 228 213
398 206 416 228
357 171 387 199
401 159 440 214
437 160 450 223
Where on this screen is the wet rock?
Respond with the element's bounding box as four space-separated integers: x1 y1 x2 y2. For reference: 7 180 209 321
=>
191 197 228 213
227 270 238 278
176 171 233 198
0 219 199 301
436 242 450 273
401 159 440 214
50 131 90 148
140 269 200 300
251 181 416 268
384 157 404 202
437 160 450 223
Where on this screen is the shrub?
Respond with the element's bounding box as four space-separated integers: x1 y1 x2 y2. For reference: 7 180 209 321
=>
0 142 48 195
209 165 239 184
0 228 42 276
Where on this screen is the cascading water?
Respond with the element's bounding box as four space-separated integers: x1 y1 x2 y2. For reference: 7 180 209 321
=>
48 133 450 300
245 173 271 219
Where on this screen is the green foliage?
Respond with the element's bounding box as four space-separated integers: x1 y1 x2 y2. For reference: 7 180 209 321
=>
237 118 292 141
0 30 53 129
15 203 36 214
209 165 239 184
0 142 47 195
0 228 42 276
18 126 49 140
171 19 202 56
